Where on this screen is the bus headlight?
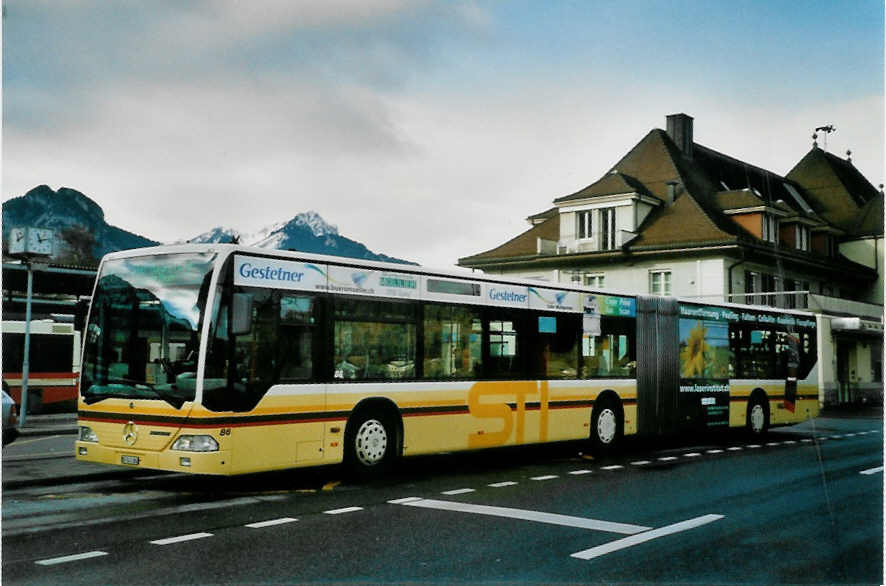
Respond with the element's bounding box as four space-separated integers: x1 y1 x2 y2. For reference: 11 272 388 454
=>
78 426 99 442
172 435 219 452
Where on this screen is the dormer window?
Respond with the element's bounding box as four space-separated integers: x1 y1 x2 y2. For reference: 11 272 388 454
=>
576 210 593 240
761 215 778 243
795 225 810 251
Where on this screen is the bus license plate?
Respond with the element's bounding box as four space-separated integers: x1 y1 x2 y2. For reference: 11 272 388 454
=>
121 455 140 466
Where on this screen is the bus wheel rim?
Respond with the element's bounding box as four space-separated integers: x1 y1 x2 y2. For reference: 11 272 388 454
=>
597 408 616 444
355 419 387 466
750 404 765 432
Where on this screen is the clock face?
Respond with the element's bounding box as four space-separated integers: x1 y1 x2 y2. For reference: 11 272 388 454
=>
8 228 26 255
26 228 54 256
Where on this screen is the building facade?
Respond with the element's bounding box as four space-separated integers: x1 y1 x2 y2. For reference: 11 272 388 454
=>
459 114 883 406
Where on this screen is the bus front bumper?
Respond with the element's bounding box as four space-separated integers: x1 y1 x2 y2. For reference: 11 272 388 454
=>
75 441 232 475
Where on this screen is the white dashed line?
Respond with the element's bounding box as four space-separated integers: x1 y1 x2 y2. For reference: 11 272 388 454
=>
658 456 678 462
151 532 213 545
766 442 780 447
801 439 812 443
600 465 623 470
568 470 593 475
706 450 723 454
388 497 423 504
36 551 108 566
246 517 298 528
631 461 651 466
531 475 559 481
488 481 519 487
727 447 743 451
747 444 761 449
323 506 364 515
783 440 796 445
571 514 724 560
442 488 476 495
860 466 884 476
684 453 701 458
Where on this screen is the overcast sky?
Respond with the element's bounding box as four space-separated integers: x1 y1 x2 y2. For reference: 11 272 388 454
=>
3 1 883 269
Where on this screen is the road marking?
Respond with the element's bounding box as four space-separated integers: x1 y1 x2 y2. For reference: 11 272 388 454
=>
388 497 423 504
568 469 592 475
442 488 476 495
766 442 780 447
801 439 812 443
531 475 559 481
747 444 761 449
322 481 341 491
706 450 723 454
684 453 701 458
631 460 651 466
571 514 724 560
246 517 298 528
783 440 796 445
860 466 884 475
35 551 108 566
489 481 519 487
658 456 677 462
845 433 857 437
323 506 363 515
727 447 743 451
151 532 213 545
600 465 623 470
395 499 650 534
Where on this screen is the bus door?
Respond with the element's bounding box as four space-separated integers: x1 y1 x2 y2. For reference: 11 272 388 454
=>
636 296 680 436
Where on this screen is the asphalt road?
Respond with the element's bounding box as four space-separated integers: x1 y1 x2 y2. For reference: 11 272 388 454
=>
2 414 882 584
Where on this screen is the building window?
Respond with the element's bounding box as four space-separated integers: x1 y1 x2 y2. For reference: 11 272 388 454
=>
576 211 593 240
600 208 616 250
762 273 776 307
584 273 605 288
825 235 836 257
745 270 760 305
650 270 671 296
761 215 778 243
795 225 809 251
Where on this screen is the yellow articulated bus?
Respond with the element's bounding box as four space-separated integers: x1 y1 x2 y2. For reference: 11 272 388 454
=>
75 244 819 476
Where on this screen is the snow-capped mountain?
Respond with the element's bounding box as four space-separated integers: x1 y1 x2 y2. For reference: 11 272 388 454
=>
2 186 414 265
187 211 413 264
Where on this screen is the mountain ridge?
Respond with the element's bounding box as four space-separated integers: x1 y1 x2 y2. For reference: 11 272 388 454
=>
2 186 414 265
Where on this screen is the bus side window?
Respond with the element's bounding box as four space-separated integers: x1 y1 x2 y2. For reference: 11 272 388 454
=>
422 304 482 379
581 317 635 379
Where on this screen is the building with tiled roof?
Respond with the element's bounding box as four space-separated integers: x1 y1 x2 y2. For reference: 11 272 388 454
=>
459 113 883 405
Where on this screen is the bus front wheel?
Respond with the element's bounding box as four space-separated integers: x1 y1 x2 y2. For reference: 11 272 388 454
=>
344 410 398 478
590 396 623 456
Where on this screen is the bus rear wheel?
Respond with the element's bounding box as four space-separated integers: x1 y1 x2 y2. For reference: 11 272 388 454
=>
344 410 398 479
746 395 769 436
590 396 623 456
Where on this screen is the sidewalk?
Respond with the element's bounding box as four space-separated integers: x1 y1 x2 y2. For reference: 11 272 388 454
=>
15 412 78 437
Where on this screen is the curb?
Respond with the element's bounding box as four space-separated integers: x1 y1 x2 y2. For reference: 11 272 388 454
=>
18 426 78 437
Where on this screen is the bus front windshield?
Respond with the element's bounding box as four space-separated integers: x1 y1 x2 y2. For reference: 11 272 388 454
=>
80 253 216 408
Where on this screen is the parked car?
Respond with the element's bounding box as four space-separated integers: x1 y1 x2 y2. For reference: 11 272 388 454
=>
3 384 19 446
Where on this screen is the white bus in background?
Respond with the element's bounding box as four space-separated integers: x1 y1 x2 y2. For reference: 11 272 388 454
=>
2 317 81 413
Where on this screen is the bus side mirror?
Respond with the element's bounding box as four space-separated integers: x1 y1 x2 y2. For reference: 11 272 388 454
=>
231 293 253 336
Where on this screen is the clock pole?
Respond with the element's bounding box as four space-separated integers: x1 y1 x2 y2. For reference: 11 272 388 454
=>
19 261 34 427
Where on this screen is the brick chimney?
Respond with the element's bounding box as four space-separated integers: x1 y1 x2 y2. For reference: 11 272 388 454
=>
666 113 694 159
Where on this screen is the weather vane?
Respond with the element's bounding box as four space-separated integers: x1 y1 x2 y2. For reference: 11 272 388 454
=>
812 125 836 150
